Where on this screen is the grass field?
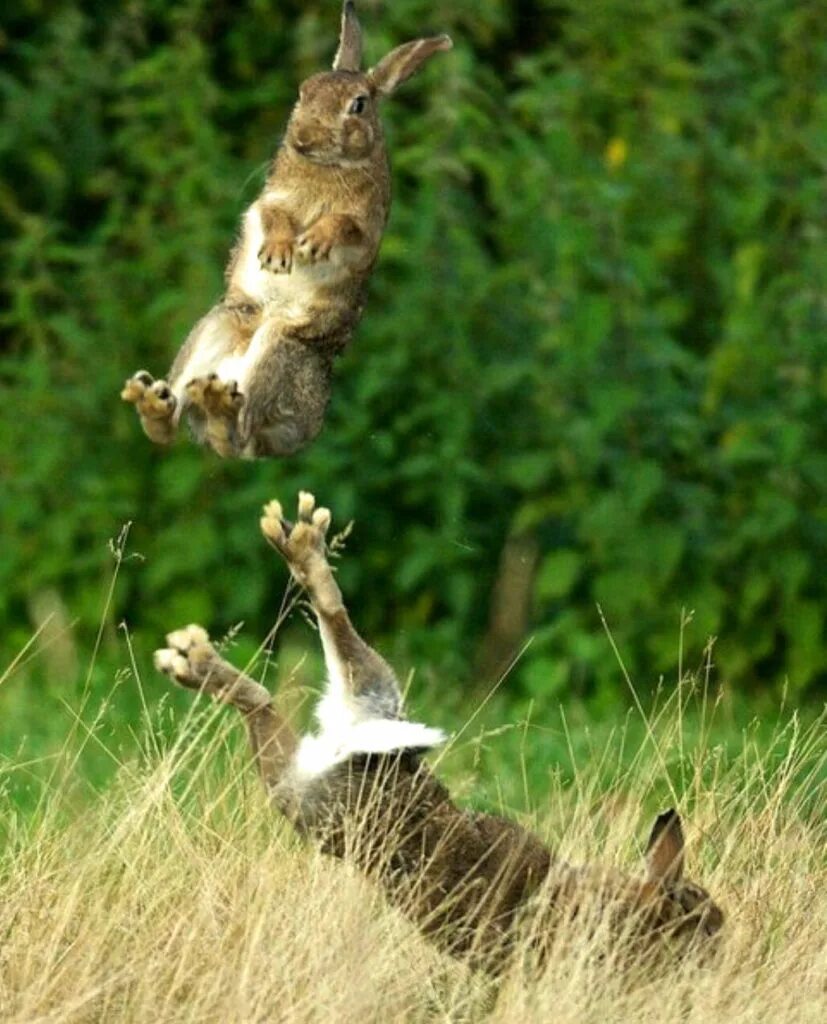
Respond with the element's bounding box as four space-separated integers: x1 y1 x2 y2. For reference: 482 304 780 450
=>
1 619 825 1023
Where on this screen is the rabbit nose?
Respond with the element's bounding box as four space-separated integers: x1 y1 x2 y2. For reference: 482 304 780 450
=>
293 134 312 153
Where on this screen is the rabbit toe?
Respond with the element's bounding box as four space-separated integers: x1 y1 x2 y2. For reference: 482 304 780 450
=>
139 380 176 420
261 500 288 549
154 647 192 683
121 370 154 404
259 238 294 274
298 491 317 521
166 624 210 654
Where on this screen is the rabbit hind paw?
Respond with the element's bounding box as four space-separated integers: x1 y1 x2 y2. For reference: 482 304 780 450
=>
185 374 244 417
261 492 332 580
185 374 244 457
121 370 177 444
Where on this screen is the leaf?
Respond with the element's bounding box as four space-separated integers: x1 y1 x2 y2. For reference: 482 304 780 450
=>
536 550 582 601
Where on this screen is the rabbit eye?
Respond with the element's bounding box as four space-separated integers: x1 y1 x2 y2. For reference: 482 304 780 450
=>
348 95 368 115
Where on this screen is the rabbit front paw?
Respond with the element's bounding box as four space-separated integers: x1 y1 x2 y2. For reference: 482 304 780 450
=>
154 624 214 688
295 221 338 265
258 236 294 274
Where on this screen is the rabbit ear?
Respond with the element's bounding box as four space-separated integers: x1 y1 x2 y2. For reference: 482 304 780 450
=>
645 809 685 886
368 35 453 96
333 1 362 72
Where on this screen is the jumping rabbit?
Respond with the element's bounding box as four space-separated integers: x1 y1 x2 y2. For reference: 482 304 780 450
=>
154 492 724 973
122 3 451 458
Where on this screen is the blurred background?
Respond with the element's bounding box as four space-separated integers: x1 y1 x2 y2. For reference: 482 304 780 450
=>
1 0 825 800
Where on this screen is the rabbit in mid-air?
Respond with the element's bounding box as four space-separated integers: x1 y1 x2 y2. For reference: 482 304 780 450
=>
122 2 451 458
154 491 724 973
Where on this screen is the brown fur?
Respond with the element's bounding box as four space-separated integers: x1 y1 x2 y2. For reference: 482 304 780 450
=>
154 492 725 974
122 2 451 459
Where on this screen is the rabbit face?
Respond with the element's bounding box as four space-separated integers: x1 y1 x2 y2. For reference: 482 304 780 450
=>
654 879 725 941
280 4 451 167
287 72 380 166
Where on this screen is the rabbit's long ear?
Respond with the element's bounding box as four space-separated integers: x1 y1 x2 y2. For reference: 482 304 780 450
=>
645 809 685 886
368 35 452 96
333 1 362 72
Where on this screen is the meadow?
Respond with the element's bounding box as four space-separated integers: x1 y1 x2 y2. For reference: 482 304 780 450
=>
1 1 825 1019
1 577 825 1021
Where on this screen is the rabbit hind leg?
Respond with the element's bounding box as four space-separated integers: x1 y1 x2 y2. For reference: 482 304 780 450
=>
179 307 269 457
260 493 404 725
236 329 332 458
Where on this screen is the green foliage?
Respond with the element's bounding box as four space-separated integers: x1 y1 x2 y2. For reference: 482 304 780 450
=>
1 0 825 708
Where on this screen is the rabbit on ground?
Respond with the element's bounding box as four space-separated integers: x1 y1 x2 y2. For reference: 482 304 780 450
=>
122 3 451 459
153 492 724 973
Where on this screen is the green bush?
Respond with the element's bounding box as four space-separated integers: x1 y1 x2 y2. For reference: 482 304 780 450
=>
1 0 825 705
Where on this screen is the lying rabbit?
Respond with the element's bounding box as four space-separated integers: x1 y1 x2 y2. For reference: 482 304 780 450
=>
123 3 451 458
155 492 724 974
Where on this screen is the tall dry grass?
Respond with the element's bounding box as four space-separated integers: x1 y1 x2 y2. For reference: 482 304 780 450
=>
1 661 825 1024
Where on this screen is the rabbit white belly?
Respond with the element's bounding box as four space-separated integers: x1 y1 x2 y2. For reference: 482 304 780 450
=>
233 202 346 311
214 320 270 391
293 720 446 782
293 608 445 781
